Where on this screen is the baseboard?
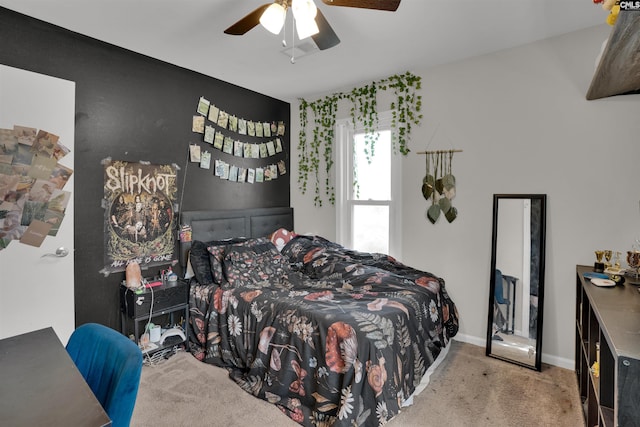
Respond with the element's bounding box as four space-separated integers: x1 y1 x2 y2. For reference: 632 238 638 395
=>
452 333 575 370
453 333 485 347
541 353 574 370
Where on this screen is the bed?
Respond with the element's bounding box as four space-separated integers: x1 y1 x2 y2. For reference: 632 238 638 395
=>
181 207 459 426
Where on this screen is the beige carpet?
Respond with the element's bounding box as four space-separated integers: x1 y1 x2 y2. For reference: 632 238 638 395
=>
131 340 584 427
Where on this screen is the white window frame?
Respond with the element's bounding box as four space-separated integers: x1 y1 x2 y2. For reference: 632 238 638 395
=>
335 111 402 258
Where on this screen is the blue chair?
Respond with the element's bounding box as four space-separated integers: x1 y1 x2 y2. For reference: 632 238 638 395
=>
66 323 143 427
494 269 517 334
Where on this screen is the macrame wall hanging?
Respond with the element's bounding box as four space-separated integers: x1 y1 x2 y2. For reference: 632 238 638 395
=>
418 149 462 224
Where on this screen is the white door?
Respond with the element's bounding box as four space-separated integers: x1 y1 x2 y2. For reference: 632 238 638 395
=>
0 65 76 344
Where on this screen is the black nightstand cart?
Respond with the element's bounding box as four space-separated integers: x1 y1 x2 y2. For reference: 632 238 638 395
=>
120 279 189 352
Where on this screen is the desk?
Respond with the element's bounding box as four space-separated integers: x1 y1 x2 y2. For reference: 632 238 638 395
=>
0 327 111 427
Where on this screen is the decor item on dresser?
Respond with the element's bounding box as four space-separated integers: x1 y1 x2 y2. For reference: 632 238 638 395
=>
180 207 459 426
486 194 546 371
575 265 640 426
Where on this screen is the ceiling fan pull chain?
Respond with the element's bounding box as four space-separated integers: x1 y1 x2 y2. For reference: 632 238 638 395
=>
291 12 296 64
282 9 287 47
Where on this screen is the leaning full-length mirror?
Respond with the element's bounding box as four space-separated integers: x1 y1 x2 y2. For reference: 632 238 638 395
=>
486 194 546 371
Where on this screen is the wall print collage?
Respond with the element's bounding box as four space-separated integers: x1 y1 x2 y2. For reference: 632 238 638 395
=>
0 125 72 250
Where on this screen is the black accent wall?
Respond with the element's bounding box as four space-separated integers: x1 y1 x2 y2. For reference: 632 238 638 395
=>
0 7 291 330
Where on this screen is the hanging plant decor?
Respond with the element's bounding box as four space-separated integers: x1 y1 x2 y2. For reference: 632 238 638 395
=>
422 150 458 224
298 71 422 206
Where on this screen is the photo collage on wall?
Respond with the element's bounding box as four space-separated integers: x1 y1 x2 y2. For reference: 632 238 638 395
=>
190 96 287 183
0 125 73 250
103 160 178 273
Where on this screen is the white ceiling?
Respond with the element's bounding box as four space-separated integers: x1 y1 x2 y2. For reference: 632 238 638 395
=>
0 0 605 101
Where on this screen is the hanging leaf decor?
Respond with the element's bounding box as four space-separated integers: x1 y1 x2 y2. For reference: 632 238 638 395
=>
421 153 434 200
421 150 459 224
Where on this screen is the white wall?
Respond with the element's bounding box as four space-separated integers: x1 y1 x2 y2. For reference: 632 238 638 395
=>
291 24 640 368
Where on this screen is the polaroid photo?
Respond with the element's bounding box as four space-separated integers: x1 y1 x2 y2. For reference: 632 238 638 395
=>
21 200 47 225
28 179 57 203
204 126 215 144
208 104 220 123
275 138 283 153
270 164 278 179
247 121 256 137
243 143 253 158
263 122 271 137
217 110 229 129
264 166 271 181
49 164 73 190
52 140 70 161
255 168 264 183
0 128 18 154
233 140 243 157
255 121 264 137
192 115 205 133
277 159 287 175
28 155 57 180
214 132 224 150
229 165 238 182
14 143 34 165
223 137 234 154
237 167 246 183
259 143 268 158
43 209 64 236
251 144 260 159
31 130 59 157
214 159 224 177
197 97 210 116
13 126 37 145
190 144 201 162
47 189 71 213
238 119 247 135
247 168 255 184
221 162 230 180
266 140 276 157
20 219 52 247
271 122 277 135
229 115 238 133
0 174 19 200
277 121 286 136
200 151 211 169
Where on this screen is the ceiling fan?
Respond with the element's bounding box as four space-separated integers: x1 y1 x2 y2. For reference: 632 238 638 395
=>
224 0 401 51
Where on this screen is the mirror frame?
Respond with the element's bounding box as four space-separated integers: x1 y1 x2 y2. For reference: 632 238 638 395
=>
485 194 546 371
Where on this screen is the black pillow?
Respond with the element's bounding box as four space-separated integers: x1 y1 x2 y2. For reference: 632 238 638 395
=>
189 238 247 285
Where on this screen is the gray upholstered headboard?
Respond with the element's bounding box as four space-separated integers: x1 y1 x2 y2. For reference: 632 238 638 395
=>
179 207 294 269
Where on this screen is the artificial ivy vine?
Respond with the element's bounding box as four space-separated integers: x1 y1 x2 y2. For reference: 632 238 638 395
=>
298 71 422 206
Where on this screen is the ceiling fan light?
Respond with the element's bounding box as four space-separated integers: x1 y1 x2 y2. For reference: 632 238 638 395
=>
292 0 317 21
260 3 286 35
295 16 319 40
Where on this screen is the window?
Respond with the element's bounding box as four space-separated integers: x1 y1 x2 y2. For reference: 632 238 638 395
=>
336 111 401 257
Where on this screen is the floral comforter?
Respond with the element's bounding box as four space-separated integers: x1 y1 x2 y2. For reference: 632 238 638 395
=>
188 235 459 427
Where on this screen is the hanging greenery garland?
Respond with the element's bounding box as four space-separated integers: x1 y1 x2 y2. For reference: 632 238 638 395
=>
298 71 423 206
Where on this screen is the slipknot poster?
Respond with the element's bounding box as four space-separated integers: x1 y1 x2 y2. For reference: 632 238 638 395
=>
103 160 177 273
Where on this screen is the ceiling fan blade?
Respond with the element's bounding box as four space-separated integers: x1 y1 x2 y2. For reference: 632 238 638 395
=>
224 4 271 35
311 8 340 50
321 0 400 11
